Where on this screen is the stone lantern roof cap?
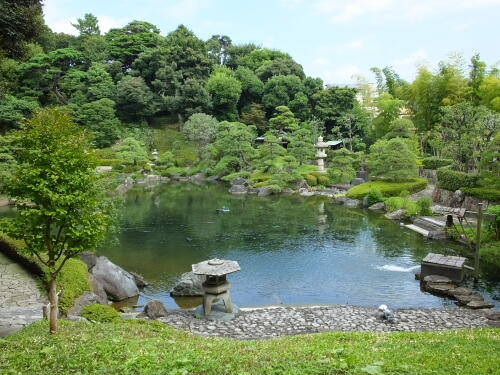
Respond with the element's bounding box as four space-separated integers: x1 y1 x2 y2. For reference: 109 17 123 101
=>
192 259 241 276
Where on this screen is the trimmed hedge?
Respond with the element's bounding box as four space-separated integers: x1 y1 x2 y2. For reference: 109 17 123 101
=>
437 167 478 191
422 157 453 170
81 304 120 323
461 187 500 202
346 178 428 200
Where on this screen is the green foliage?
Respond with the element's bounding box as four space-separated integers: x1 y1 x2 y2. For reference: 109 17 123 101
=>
372 93 404 138
366 188 383 206
211 121 257 170
486 206 500 240
0 95 39 131
422 157 453 170
235 67 264 110
416 196 432 215
2 319 499 375
317 175 331 186
86 63 115 101
479 131 500 189
437 166 479 191
480 242 500 270
327 148 357 184
72 13 100 37
0 0 44 58
262 75 304 111
368 138 417 181
304 174 317 186
116 76 156 122
81 304 120 323
347 178 428 200
182 113 219 158
288 127 315 165
384 197 420 217
461 187 500 202
313 86 357 130
269 106 299 132
56 258 91 314
206 68 242 121
74 98 121 148
241 103 267 133
399 190 410 198
116 137 149 166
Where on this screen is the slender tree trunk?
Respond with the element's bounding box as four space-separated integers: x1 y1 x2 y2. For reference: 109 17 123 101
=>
49 277 58 334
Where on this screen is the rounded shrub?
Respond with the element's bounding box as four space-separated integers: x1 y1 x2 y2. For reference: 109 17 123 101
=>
317 175 331 186
437 167 478 191
304 174 317 186
366 188 383 206
81 304 120 323
399 190 410 198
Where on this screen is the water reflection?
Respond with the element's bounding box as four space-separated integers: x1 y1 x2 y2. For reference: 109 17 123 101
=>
99 183 499 309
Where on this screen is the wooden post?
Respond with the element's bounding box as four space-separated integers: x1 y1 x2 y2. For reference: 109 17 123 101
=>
474 203 483 281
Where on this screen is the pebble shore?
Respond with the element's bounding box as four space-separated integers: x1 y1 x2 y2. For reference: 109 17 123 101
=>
154 304 494 340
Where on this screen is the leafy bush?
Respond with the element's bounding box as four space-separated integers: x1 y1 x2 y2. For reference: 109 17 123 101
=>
304 174 317 186
399 190 410 198
417 196 432 216
366 188 384 206
405 200 420 217
422 157 453 170
461 187 500 202
384 197 406 212
221 171 251 181
327 148 356 183
480 242 500 270
437 167 478 191
81 304 120 323
346 178 427 200
368 138 418 181
212 155 241 177
317 175 331 186
486 205 500 240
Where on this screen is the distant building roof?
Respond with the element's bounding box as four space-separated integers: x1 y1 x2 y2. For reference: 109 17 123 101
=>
325 140 343 147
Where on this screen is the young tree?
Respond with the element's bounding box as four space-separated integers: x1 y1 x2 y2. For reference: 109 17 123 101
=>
182 113 219 159
115 137 149 166
269 106 299 133
327 148 357 183
206 68 242 121
211 121 257 168
72 13 100 37
368 138 417 181
288 128 315 164
241 103 267 133
0 107 113 333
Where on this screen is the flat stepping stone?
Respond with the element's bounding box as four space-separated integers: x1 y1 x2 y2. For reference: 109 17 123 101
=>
404 224 429 237
455 294 485 305
424 282 456 295
423 275 452 284
466 300 494 309
449 287 472 297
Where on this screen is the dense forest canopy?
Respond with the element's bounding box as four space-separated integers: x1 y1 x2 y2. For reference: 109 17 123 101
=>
0 0 499 189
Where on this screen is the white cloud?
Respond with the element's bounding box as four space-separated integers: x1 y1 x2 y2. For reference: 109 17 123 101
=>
304 0 500 23
163 0 208 21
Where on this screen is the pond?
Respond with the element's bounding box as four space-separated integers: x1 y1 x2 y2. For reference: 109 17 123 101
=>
100 183 499 310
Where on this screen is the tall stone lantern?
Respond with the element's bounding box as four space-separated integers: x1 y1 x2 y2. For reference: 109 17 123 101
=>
315 136 328 173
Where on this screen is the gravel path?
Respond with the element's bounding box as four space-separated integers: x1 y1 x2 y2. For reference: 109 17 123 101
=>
0 252 46 337
156 304 493 340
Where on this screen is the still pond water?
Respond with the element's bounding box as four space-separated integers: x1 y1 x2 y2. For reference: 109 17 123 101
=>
101 183 499 309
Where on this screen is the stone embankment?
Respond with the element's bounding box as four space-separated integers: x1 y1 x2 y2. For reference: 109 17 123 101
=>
0 252 46 337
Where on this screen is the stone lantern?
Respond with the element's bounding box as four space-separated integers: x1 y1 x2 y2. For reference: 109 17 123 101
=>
192 258 240 316
315 136 328 173
152 149 158 163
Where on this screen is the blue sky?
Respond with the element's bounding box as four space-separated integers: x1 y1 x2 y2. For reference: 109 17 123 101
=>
43 0 500 84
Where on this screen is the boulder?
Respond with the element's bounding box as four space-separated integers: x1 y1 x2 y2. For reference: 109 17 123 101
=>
294 180 309 190
344 199 361 208
143 300 168 319
257 187 273 197
206 175 219 182
66 315 88 322
115 184 130 194
230 177 248 186
190 173 206 182
91 256 139 301
424 282 456 295
170 271 205 296
80 252 98 270
350 178 365 186
281 188 295 195
384 209 407 220
88 273 108 302
333 196 347 205
448 287 472 297
131 272 149 288
368 202 385 212
67 291 107 316
228 185 248 195
247 188 259 194
299 188 314 197
94 166 113 173
484 310 500 321
466 299 494 309
455 293 484 306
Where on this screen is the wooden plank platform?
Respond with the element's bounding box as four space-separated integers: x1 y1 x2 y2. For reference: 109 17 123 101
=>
422 253 466 268
421 253 467 282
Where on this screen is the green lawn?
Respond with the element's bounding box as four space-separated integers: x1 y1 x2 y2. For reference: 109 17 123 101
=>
1 320 498 375
346 179 428 200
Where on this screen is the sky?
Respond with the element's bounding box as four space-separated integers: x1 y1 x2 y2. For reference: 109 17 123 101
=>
43 0 500 85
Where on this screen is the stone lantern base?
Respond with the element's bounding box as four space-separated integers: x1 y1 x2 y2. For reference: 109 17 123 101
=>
194 301 240 321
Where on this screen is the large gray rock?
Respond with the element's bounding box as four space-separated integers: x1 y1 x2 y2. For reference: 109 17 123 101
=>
88 273 108 302
228 185 248 195
143 300 168 319
332 196 347 205
466 300 494 309
91 256 139 301
230 177 248 186
131 272 148 288
368 202 385 211
423 275 452 284
170 271 205 296
384 209 407 220
80 252 97 270
350 178 365 186
67 291 107 316
257 187 273 196
299 188 314 197
190 173 206 182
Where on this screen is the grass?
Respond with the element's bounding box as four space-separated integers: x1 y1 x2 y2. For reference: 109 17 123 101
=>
346 178 428 200
0 320 498 375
